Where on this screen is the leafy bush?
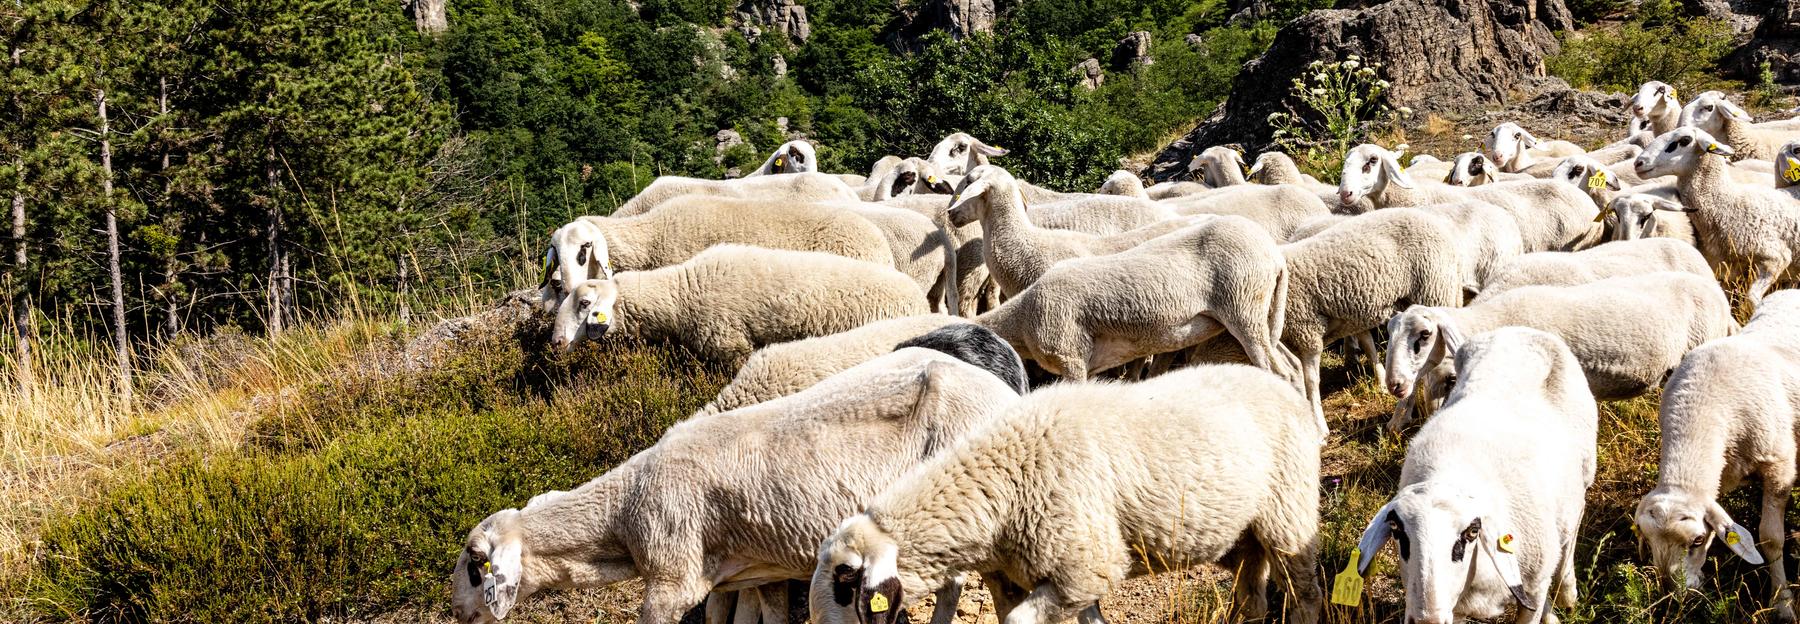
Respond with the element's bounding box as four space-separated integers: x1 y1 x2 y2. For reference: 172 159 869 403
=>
1266 56 1408 181
1547 12 1737 93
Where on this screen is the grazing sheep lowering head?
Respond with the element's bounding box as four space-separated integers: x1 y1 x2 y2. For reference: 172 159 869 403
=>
1633 492 1763 592
1678 91 1749 136
1630 81 1680 121
811 515 907 624
1484 122 1544 171
1634 128 1735 178
928 132 1008 176
1337 143 1413 207
451 509 526 623
1382 305 1464 401
1357 487 1536 624
894 323 1029 394
1444 152 1499 186
1608 193 1693 241
944 165 1022 227
761 140 819 175
541 219 613 314
1191 145 1248 186
551 279 619 351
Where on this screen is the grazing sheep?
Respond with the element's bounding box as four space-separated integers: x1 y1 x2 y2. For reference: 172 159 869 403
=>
834 201 961 315
1247 151 1322 187
1164 183 1334 240
701 316 1023 415
1410 201 1526 297
1096 170 1149 198
1387 271 1733 431
450 347 1022 624
946 166 1196 297
893 323 1030 394
550 246 927 361
1443 152 1533 186
611 172 858 217
811 364 1323 624
541 197 894 311
1356 327 1597 624
1473 237 1715 301
1338 143 1604 252
1545 156 1695 245
1633 289 1800 622
749 140 818 176
975 215 1295 386
1484 122 1592 175
1278 208 1463 432
1634 127 1800 308
1681 92 1800 161
928 132 1008 176
1606 193 1698 245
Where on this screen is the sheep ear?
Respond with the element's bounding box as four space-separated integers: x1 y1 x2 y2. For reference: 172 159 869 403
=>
1355 502 1397 576
1246 159 1266 178
830 564 863 606
1707 502 1765 564
1474 520 1538 612
1721 100 1754 123
482 538 525 619
1437 317 1468 357
1382 154 1416 189
1518 129 1543 149
946 180 989 212
1703 140 1735 156
1651 198 1693 213
972 140 1008 157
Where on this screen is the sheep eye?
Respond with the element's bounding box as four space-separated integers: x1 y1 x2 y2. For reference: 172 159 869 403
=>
1691 535 1707 549
578 299 591 309
1362 161 1375 174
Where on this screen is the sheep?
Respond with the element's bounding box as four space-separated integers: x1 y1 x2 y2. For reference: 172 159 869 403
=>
549 245 927 361
1386 271 1733 432
1544 156 1695 245
699 315 1008 415
975 215 1295 388
611 172 859 217
1025 196 1180 235
1247 151 1322 187
865 155 905 186
541 197 894 312
1163 183 1333 240
1630 81 1684 137
749 140 818 176
946 165 1198 297
1144 179 1212 200
864 157 955 202
1484 122 1591 175
927 132 1008 176
810 364 1323 624
891 323 1030 394
833 201 961 314
1634 127 1800 308
1096 170 1149 198
1443 152 1534 186
450 346 1023 624
1681 92 1800 160
1605 193 1697 245
1191 145 1250 188
1404 154 1457 181
1410 201 1525 297
1355 327 1597 624
1277 208 1464 432
1632 289 1800 622
1472 237 1715 302
1338 143 1604 252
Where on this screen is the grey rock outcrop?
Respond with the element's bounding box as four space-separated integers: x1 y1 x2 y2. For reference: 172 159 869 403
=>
735 0 811 42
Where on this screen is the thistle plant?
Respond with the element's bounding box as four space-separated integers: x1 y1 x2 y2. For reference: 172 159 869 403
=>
1266 56 1410 180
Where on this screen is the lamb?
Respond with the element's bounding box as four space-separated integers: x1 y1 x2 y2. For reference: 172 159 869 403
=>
748 140 818 176
1276 208 1464 431
1355 327 1597 624
1163 183 1333 240
700 315 1022 415
833 201 961 314
1096 170 1149 198
975 215 1295 387
449 347 1023 624
1484 122 1592 175
1634 127 1800 308
946 166 1198 297
611 172 859 217
1680 92 1800 161
1632 289 1800 622
927 132 1008 176
541 197 894 311
810 364 1323 624
1338 143 1604 252
549 245 927 362
1443 152 1534 186
1386 271 1733 431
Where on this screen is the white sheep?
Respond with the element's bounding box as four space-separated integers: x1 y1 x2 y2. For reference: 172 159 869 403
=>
1095 170 1149 198
450 347 1022 624
1355 327 1597 624
1484 122 1591 175
927 132 1008 176
1386 270 1733 431
810 364 1323 624
1681 92 1800 161
1630 81 1684 138
611 172 858 217
541 197 894 312
1410 201 1525 297
1190 145 1250 188
748 140 818 176
1473 237 1715 301
975 215 1295 385
1025 196 1180 235
1443 152 1533 186
833 201 961 315
1544 156 1695 245
946 165 1197 297
864 157 955 201
1247 151 1322 187
1606 193 1697 245
701 314 968 414
1164 183 1333 240
1633 127 1800 308
550 245 927 361
1633 289 1800 621
1338 143 1604 252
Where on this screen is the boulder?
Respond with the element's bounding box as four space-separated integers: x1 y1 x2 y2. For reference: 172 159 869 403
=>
891 0 996 48
406 0 449 34
735 0 811 42
1072 58 1105 90
1112 31 1154 70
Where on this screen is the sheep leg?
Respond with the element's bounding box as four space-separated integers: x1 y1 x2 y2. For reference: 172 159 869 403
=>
1250 474 1323 624
1223 544 1270 622
1299 345 1328 442
706 592 735 624
928 575 965 624
1386 387 1417 434
1215 308 1284 382
1075 604 1109 624
1760 462 1797 623
1002 583 1084 624
1747 261 1784 310
641 577 715 624
1554 540 1578 610
986 575 1029 623
731 589 761 624
756 583 789 624
1355 331 1386 386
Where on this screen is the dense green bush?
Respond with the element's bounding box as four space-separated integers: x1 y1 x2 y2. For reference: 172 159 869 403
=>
1547 9 1736 93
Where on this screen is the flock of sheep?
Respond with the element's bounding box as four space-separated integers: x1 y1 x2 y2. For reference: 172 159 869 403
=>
447 80 1800 624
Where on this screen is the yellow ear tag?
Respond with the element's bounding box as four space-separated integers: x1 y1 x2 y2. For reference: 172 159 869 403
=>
868 593 890 613
1330 548 1364 607
484 561 493 573
926 175 938 184
1708 142 1721 153
1669 87 1679 101
1725 530 1742 546
591 310 608 323
1498 534 1517 554
775 156 785 168
1586 170 1608 190
1784 158 1800 183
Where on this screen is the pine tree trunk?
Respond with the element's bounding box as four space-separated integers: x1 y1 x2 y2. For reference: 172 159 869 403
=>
10 26 30 392
265 145 285 336
158 77 180 341
97 89 133 407
397 252 410 325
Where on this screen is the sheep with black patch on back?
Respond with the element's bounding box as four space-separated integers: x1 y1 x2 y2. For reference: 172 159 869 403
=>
1355 327 1597 624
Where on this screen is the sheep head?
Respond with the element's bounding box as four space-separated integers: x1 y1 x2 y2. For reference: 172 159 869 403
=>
1193 146 1248 187
944 165 1017 227
1549 155 1621 204
1633 491 1763 592
1357 487 1536 623
880 158 953 200
1778 140 1800 188
928 132 1007 176
452 509 528 623
1607 193 1691 241
1634 128 1734 179
1097 170 1148 198
811 515 907 624
766 140 819 174
1630 81 1680 121
1445 152 1496 187
1484 122 1542 171
1678 92 1751 137
552 279 619 352
1383 306 1464 402
1338 144 1412 207
1246 152 1295 184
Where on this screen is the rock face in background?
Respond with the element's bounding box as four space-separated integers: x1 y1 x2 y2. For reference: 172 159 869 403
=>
735 0 812 42
1112 31 1154 70
407 0 449 34
1727 0 1800 83
1072 58 1105 90
892 0 997 48
1149 0 1574 180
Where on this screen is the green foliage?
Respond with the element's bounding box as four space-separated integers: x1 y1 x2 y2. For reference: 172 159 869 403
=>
1751 60 1783 108
1547 12 1736 93
1267 56 1408 182
24 331 726 619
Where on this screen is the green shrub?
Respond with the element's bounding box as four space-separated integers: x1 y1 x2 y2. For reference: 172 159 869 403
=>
1547 13 1736 93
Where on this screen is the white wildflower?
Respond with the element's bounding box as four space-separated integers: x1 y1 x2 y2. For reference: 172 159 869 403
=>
1397 106 1413 115
1311 88 1327 95
1344 59 1360 69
